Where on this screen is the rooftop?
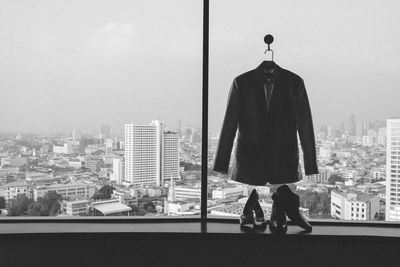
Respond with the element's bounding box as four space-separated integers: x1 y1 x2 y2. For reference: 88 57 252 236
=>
333 190 377 202
92 202 132 215
36 182 92 190
0 181 28 188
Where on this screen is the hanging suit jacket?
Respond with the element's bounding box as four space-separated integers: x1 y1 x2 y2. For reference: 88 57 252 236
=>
213 62 318 185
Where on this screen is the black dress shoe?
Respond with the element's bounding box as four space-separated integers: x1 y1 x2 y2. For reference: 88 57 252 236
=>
275 185 312 233
269 193 288 233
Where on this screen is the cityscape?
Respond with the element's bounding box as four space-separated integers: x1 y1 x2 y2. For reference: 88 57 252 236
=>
0 115 398 222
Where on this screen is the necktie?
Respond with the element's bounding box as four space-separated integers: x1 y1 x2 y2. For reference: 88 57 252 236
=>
264 82 273 111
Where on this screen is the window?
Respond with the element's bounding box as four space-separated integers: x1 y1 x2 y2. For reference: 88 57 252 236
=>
0 0 399 227
208 0 400 223
0 0 202 218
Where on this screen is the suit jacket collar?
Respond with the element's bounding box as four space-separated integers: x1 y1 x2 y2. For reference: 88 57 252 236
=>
255 60 280 84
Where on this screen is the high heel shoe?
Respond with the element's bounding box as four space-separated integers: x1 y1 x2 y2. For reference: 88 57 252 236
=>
253 201 266 228
239 212 254 226
240 189 266 228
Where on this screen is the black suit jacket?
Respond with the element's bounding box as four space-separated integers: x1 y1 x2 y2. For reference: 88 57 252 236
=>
213 62 318 185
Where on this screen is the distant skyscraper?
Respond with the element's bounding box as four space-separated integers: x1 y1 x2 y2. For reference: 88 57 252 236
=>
72 129 81 140
386 118 400 221
340 123 345 135
162 131 180 185
327 125 332 138
111 157 123 185
100 124 111 139
124 120 179 188
177 120 182 137
105 139 113 155
378 127 387 146
184 128 192 140
361 121 368 136
348 114 356 136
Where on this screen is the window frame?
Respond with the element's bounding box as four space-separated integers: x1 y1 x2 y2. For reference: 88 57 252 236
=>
0 0 398 232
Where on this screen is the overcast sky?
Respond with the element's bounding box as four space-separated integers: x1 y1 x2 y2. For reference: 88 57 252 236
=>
1 0 400 135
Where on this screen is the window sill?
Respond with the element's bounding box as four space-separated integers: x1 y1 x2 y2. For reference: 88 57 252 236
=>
1 217 399 266
0 216 399 239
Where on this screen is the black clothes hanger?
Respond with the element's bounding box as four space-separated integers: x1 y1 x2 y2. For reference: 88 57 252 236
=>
261 34 277 84
261 34 277 81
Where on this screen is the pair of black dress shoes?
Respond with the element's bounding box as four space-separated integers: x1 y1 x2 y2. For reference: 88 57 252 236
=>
240 185 312 233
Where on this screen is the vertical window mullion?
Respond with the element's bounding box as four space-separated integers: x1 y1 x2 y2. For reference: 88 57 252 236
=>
201 0 209 232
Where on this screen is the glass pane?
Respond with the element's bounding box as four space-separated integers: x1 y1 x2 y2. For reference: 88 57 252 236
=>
0 0 202 217
209 0 400 223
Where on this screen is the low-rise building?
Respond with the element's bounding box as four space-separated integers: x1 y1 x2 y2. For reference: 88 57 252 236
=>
67 159 83 169
112 190 138 206
173 186 201 201
331 190 380 221
306 168 330 183
0 166 20 176
62 198 91 216
165 201 198 215
0 181 30 200
8 156 28 167
53 143 73 155
26 172 55 186
212 186 246 199
34 182 95 201
90 198 132 216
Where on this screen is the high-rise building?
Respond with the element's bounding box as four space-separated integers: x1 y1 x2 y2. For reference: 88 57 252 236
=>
125 121 161 187
378 127 387 146
72 129 81 140
340 122 345 135
348 114 356 136
184 128 192 140
111 157 124 185
177 120 182 138
100 124 111 139
386 118 400 221
105 139 113 155
124 120 179 188
162 131 180 185
327 125 332 138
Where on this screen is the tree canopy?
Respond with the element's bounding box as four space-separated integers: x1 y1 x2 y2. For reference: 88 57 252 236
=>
0 196 6 210
328 174 344 185
27 191 63 216
8 195 34 216
93 184 115 200
296 190 331 218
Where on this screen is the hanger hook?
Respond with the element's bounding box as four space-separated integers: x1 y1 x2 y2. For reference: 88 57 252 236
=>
264 48 274 61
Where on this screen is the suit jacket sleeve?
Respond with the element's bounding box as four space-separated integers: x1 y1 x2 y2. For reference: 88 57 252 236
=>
295 79 319 175
213 79 240 174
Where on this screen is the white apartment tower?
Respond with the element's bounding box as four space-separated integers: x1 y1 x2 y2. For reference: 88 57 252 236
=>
111 157 124 185
125 120 179 188
386 118 400 221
